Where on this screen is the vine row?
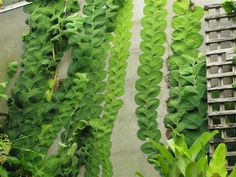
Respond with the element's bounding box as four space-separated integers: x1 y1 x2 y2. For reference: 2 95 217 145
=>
164 0 207 145
135 0 168 154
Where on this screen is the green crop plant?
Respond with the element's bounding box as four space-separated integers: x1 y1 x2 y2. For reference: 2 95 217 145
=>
136 131 236 177
164 0 207 146
135 0 168 155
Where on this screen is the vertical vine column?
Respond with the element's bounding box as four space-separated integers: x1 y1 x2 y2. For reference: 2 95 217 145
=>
135 0 168 154
100 0 133 176
6 0 80 161
164 0 207 145
69 0 123 176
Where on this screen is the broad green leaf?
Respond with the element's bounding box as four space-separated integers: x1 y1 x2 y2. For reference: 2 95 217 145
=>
229 166 236 177
172 15 189 29
206 143 227 177
197 156 208 176
177 155 191 176
156 154 170 176
173 0 190 15
182 113 203 130
169 163 181 177
149 139 174 163
189 130 218 160
189 6 204 20
185 33 203 49
185 162 198 177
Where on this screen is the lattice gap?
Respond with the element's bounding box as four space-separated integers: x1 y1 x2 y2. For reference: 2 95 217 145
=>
205 3 236 171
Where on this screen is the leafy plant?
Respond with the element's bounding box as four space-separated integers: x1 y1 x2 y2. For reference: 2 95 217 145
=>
222 0 236 14
135 0 168 155
137 131 236 177
2 0 132 176
164 0 207 146
96 0 133 176
0 134 11 165
6 1 81 160
0 61 18 101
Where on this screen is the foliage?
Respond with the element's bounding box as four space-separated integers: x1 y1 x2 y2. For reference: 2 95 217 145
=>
0 61 18 101
67 0 133 176
222 0 236 14
2 0 131 176
5 0 81 160
3 143 79 177
137 131 236 177
164 0 207 146
0 166 8 177
135 0 168 155
96 0 133 176
0 134 11 165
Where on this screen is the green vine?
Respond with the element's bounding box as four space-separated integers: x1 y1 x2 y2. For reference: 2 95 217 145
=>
99 0 133 176
5 0 80 161
135 0 168 154
164 0 207 145
2 0 132 176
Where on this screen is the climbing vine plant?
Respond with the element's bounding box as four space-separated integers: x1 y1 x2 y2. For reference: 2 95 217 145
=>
1 0 133 176
164 0 207 145
135 0 167 154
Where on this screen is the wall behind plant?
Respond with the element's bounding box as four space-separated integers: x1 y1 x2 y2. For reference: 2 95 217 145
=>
0 0 221 177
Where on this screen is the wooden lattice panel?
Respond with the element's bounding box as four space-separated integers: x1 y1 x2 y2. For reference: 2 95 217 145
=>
205 3 236 171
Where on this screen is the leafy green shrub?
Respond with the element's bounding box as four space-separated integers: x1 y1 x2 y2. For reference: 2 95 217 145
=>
135 0 168 154
164 0 207 145
137 131 236 177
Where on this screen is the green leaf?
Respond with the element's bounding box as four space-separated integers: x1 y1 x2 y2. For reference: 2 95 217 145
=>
206 143 227 177
229 166 236 177
182 113 203 130
222 0 236 13
197 156 208 176
7 61 18 79
0 166 8 177
185 162 198 177
173 0 190 15
135 172 145 177
185 33 203 49
189 131 218 160
149 139 174 163
156 154 170 176
0 94 8 100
